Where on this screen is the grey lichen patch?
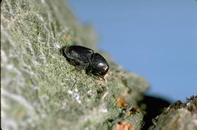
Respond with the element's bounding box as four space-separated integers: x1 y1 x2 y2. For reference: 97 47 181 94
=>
1 0 148 130
149 96 197 130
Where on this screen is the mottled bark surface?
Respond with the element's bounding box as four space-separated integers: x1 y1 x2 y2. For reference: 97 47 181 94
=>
1 0 148 130
1 0 197 130
149 96 197 130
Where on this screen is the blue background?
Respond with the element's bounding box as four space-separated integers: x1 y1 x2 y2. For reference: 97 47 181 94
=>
68 0 197 101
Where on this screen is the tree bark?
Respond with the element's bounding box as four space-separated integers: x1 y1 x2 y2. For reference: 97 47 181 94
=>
1 0 196 130
1 0 148 130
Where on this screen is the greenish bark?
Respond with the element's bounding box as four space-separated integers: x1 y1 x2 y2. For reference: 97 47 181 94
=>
1 0 148 130
2 0 197 130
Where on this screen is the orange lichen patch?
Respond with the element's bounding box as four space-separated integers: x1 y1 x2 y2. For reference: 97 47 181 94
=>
116 96 128 108
115 121 134 130
64 35 72 41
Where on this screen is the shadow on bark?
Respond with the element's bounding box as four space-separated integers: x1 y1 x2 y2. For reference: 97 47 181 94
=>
140 94 172 130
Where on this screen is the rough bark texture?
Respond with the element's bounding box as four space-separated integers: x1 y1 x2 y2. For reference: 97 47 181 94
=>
1 0 148 130
149 96 197 130
1 0 197 130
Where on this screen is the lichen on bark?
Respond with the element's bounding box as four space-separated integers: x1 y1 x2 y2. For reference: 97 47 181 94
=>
149 96 197 130
1 0 148 130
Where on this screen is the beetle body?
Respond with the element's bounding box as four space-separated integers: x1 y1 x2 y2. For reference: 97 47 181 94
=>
89 53 109 76
61 45 109 77
62 45 93 69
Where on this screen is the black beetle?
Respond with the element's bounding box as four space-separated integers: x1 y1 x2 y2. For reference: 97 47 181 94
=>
61 45 109 77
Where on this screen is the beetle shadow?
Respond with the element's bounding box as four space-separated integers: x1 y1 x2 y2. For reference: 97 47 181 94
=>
139 94 172 130
59 46 67 58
